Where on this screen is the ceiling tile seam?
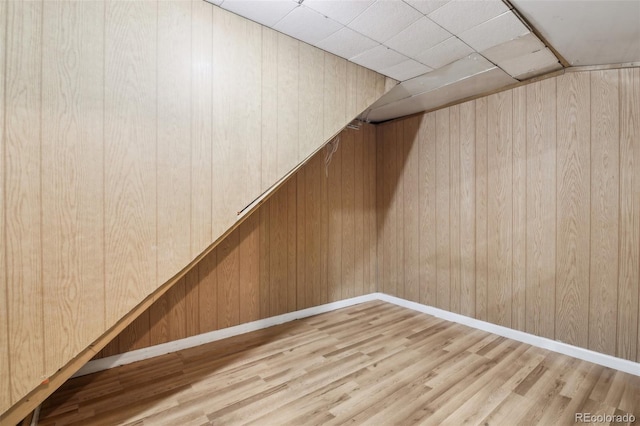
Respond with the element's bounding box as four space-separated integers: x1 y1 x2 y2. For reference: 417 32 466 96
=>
272 3 301 29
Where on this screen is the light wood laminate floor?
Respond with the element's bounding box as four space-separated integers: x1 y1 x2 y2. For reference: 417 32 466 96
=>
38 301 640 425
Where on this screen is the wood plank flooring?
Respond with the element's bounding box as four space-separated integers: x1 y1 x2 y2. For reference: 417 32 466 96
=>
38 301 640 425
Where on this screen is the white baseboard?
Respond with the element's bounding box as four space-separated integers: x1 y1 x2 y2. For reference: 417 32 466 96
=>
72 293 379 378
74 292 639 378
376 293 640 377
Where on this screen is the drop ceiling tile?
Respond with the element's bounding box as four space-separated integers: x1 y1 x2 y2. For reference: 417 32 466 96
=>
366 97 423 122
403 0 451 15
415 36 474 69
459 11 529 52
274 6 343 45
220 0 298 27
498 48 561 78
481 32 544 64
350 44 409 71
515 62 563 81
402 52 494 94
316 27 378 59
379 59 432 81
302 0 375 25
348 0 423 43
205 0 223 5
427 0 509 34
384 17 451 58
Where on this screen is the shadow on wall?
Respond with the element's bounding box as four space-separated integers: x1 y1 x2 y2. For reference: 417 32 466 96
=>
94 124 380 360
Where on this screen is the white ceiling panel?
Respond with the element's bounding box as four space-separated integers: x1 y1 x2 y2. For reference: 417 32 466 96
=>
367 66 516 121
348 0 423 43
204 0 223 5
415 36 474 69
459 10 529 52
302 0 375 25
315 27 379 59
220 0 298 27
384 17 452 58
402 53 494 94
350 44 409 71
511 0 640 65
404 0 451 15
274 6 343 45
481 32 544 64
380 59 433 81
427 0 509 34
515 62 563 81
497 48 561 78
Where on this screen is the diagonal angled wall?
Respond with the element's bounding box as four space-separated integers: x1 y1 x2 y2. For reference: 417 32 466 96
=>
0 0 395 420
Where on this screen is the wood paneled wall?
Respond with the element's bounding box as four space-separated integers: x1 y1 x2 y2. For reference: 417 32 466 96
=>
376 68 640 363
0 0 391 415
95 125 378 358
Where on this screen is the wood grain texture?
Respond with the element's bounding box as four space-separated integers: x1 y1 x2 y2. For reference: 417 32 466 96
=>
277 33 299 178
459 101 476 318
190 0 213 257
41 0 105 378
5 0 45 402
418 113 437 307
93 125 377 360
328 129 343 302
104 0 157 323
449 105 461 314
403 117 420 303
435 109 451 311
395 122 405 300
157 0 192 283
0 0 8 413
298 43 324 161
38 301 640 426
475 97 489 322
511 87 526 332
324 54 347 141
617 68 639 361
556 72 590 348
525 79 556 340
487 91 513 328
261 27 278 193
341 130 356 300
589 70 619 356
376 68 640 363
353 127 365 297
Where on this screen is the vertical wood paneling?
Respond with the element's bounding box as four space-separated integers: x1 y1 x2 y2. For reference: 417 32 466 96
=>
157 0 191 283
261 28 278 192
198 250 218 333
0 0 8 411
190 0 213 257
346 62 359 123
218 230 240 329
419 113 437 306
617 68 639 360
296 169 307 309
286 179 297 312
381 123 397 296
184 268 200 337
342 131 356 299
435 109 451 311
305 155 322 306
277 34 299 177
167 278 186 342
324 54 347 140
259 200 271 319
449 105 461 314
5 0 44 401
104 0 157 323
118 310 150 354
475 98 489 321
357 67 378 115
395 123 405 299
239 213 260 323
367 124 378 295
41 0 105 375
589 70 619 356
403 117 420 303
270 187 288 315
298 43 324 161
511 87 527 332
525 79 556 339
556 72 591 347
459 101 476 318
328 132 343 302
487 91 512 328
353 127 365 297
